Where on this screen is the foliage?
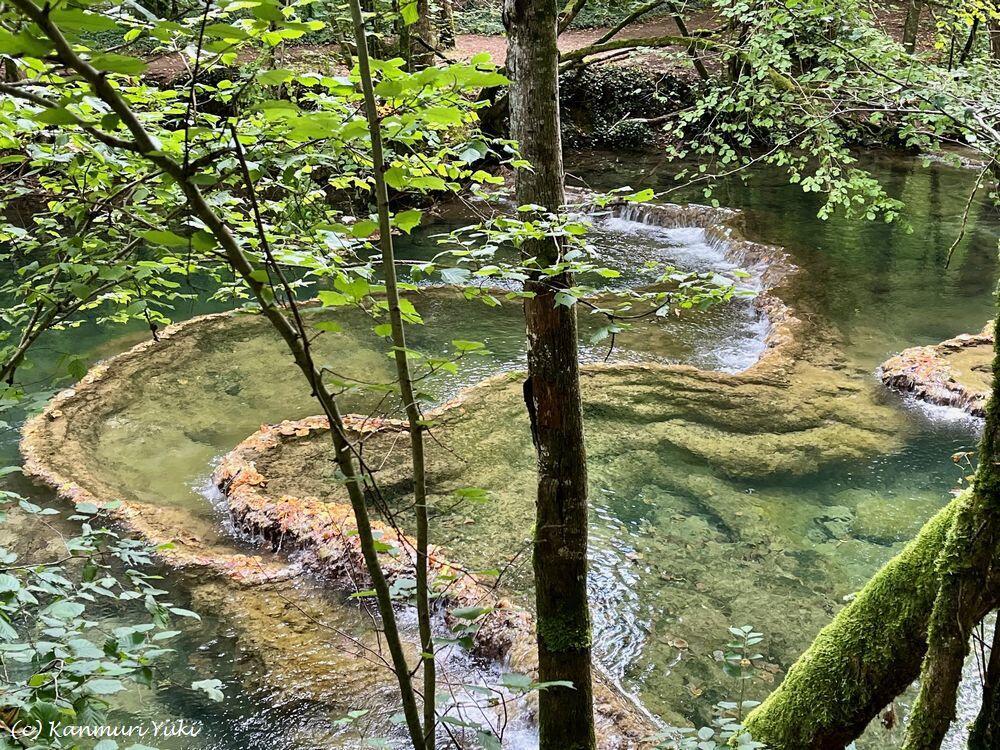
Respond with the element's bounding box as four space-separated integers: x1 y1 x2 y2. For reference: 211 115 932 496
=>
0 2 515 747
7 0 970 746
430 192 753 345
560 65 691 149
655 0 999 219
0 478 217 749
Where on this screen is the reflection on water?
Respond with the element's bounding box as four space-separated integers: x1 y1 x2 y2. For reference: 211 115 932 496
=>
3 153 999 748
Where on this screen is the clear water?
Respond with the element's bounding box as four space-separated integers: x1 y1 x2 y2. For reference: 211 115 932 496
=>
2 151 998 748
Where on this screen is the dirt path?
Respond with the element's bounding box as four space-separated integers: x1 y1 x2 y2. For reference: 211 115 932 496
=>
146 17 697 79
451 16 710 65
146 4 929 85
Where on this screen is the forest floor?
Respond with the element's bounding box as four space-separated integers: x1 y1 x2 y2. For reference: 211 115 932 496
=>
146 2 939 81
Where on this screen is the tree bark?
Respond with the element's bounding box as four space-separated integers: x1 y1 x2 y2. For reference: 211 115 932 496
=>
990 19 1000 62
557 0 587 34
969 615 1000 750
438 0 456 48
349 1 436 746
411 0 436 69
903 0 923 54
960 18 980 65
666 1 710 81
503 0 596 747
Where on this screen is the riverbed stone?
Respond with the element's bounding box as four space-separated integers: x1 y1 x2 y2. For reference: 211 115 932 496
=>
811 506 855 541
852 493 948 545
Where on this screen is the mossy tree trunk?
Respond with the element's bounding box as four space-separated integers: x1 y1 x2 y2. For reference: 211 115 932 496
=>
742 501 962 749
959 18 980 65
411 0 436 68
503 0 596 747
901 312 1000 750
969 616 1000 750
748 299 1000 750
438 0 456 48
745 494 969 750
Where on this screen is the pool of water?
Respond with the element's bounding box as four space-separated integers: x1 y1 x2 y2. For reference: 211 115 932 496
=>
3 151 998 748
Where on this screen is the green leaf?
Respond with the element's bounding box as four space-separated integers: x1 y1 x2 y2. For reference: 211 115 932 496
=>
87 679 125 695
400 0 419 25
50 9 119 33
624 188 655 203
31 108 81 126
500 672 532 690
477 731 502 750
0 614 17 641
350 220 378 238
313 321 342 333
440 267 471 285
142 230 188 247
191 678 224 701
90 54 148 76
0 29 53 56
257 68 294 86
46 601 85 620
451 605 492 621
393 209 422 234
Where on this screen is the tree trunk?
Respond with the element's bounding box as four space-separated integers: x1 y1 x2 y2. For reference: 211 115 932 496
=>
990 19 1000 62
350 1 436 746
503 0 596 748
743 500 962 749
411 0 436 68
748 303 1000 750
969 616 1000 750
903 0 923 54
959 18 980 65
666 0 710 80
438 0 456 48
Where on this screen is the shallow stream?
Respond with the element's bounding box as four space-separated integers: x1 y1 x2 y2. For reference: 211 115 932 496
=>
3 151 999 748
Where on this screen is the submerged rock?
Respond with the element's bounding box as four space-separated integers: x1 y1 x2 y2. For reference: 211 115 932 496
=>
852 493 949 546
811 506 854 542
880 322 994 417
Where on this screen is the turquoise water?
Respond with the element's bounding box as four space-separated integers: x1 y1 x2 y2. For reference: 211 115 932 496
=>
2 152 998 747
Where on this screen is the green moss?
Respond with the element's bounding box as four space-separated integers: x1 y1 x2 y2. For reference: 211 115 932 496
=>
741 495 965 750
538 610 593 653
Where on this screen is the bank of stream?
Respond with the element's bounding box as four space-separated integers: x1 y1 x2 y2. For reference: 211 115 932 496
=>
3 151 999 748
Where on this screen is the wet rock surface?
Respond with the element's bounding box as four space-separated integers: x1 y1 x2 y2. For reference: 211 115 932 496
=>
880 322 994 417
